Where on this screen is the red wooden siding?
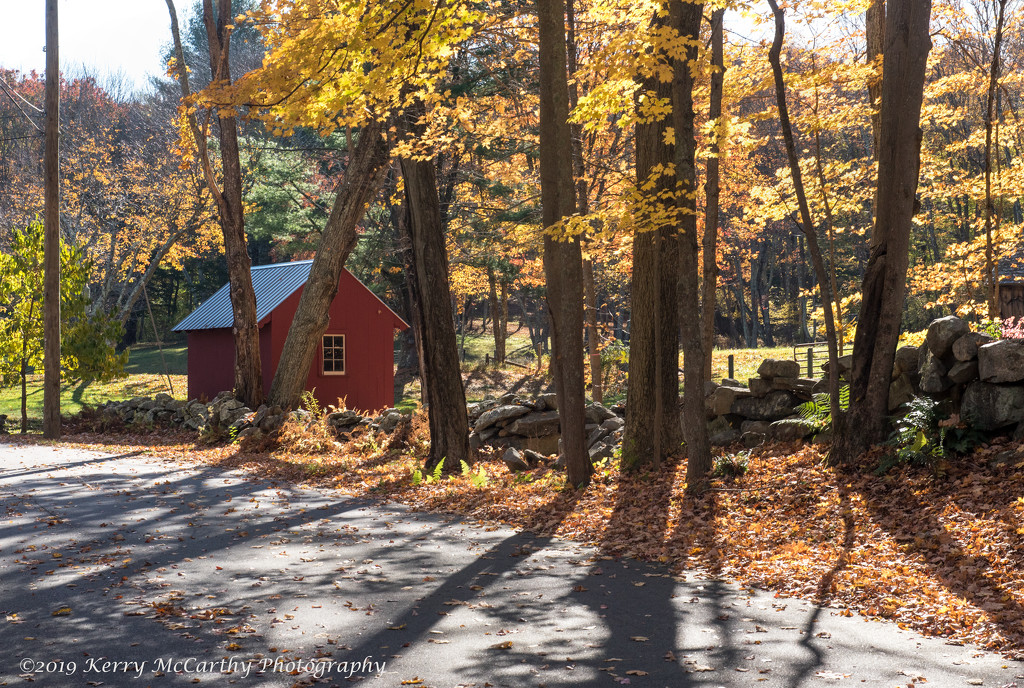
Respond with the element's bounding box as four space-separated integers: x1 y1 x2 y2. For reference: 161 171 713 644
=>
185 270 406 412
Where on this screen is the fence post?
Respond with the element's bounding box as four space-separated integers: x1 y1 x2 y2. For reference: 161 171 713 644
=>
807 346 814 378
728 354 734 380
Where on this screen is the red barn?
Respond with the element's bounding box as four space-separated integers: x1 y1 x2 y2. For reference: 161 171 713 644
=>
172 261 408 412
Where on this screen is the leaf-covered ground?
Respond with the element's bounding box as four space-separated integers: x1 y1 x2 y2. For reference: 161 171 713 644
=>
50 417 1024 657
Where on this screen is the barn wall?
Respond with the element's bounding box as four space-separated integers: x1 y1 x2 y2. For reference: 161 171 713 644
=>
186 328 272 402
270 270 403 412
187 270 403 411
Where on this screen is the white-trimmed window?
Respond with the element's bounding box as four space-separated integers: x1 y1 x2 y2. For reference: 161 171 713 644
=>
322 334 346 375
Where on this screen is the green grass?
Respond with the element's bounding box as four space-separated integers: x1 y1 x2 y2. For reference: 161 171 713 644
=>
0 373 186 433
456 329 536 364
0 344 188 432
125 343 187 375
709 345 795 384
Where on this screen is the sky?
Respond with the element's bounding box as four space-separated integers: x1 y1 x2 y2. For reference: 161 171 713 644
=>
0 0 192 93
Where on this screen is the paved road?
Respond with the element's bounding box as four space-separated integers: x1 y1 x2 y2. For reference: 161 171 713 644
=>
0 441 1021 687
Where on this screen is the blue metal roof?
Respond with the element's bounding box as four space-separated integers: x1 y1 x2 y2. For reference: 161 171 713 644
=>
172 260 314 332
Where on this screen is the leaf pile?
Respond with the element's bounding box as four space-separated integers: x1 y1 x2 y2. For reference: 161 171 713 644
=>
54 426 1024 656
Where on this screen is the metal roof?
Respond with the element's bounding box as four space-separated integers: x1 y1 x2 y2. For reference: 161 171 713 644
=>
172 260 314 332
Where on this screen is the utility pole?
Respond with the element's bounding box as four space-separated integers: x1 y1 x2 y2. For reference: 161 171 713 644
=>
43 0 60 439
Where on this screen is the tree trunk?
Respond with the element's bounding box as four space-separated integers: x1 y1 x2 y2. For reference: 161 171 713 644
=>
201 0 263 407
399 104 470 471
671 0 710 491
835 0 932 460
538 0 590 488
500 280 509 359
582 258 602 402
566 0 603 404
866 0 885 157
984 0 1009 319
767 0 843 451
268 121 391 409
622 4 686 473
20 354 28 434
487 265 506 365
812 109 846 354
701 7 725 383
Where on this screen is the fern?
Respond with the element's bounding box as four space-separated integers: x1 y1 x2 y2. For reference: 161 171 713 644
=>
460 460 489 488
412 459 446 486
879 396 987 474
794 384 849 434
713 451 749 479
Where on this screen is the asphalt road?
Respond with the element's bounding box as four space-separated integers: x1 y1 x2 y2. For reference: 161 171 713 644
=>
0 441 1021 687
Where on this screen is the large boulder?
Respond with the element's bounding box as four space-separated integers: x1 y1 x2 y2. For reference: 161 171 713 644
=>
748 377 773 397
893 345 920 377
467 399 500 420
947 360 979 385
952 332 994 362
888 373 915 411
768 418 813 441
710 428 741 446
961 382 1024 431
505 410 561 437
926 315 970 360
502 447 531 472
537 393 558 411
918 349 952 394
757 358 800 380
705 386 751 417
704 387 733 417
585 403 616 424
474 404 531 432
523 434 560 455
730 390 798 421
820 355 853 380
751 376 817 399
328 409 363 428
978 340 1024 384
740 420 772 434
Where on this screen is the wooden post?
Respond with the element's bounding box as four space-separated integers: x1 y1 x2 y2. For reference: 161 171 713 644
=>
727 354 734 380
807 346 813 378
42 0 61 439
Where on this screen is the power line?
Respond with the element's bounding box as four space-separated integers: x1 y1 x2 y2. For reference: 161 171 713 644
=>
0 76 43 133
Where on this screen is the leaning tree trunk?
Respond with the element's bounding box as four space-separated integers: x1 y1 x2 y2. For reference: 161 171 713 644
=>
622 4 684 473
268 120 391 409
671 0 711 491
399 101 471 472
834 0 932 461
701 6 724 384
202 0 263 407
538 0 591 488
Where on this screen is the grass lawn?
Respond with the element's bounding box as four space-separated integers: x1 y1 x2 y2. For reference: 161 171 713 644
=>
709 344 796 384
0 343 186 433
125 343 187 375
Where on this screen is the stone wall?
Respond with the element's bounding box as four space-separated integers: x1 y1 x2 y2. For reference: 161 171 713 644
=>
703 358 818 447
94 314 1022 461
901 315 1024 436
